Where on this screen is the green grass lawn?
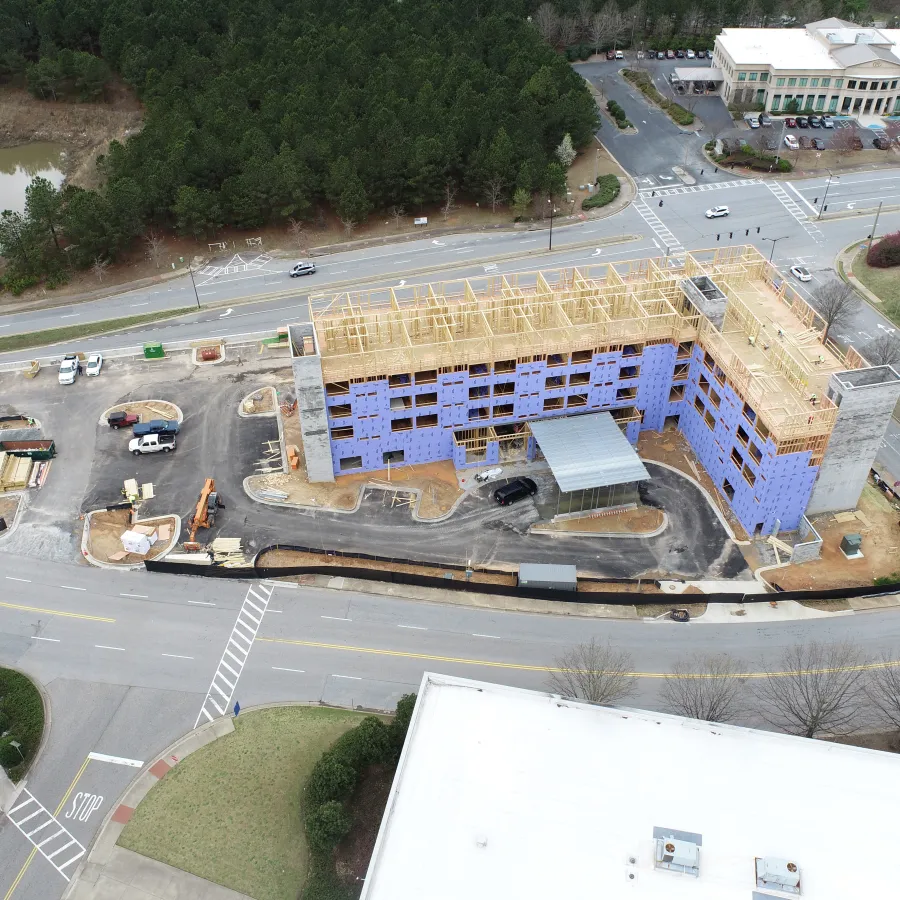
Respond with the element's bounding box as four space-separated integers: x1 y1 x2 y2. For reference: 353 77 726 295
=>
0 307 196 354
118 707 373 900
852 249 900 327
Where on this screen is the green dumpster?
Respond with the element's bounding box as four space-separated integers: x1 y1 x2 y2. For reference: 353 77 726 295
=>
144 342 165 359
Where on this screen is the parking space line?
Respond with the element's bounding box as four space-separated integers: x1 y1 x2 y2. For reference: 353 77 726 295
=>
195 582 274 727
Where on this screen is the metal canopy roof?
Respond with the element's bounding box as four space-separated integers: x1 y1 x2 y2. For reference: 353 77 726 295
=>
529 412 650 493
674 66 723 82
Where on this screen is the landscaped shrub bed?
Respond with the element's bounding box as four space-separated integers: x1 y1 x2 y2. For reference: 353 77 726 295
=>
623 69 695 126
0 668 44 782
582 174 621 210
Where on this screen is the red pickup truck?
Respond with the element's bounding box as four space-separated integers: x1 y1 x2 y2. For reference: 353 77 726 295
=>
108 411 139 429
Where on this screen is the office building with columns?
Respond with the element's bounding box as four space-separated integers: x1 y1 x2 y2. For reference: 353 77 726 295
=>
711 18 900 115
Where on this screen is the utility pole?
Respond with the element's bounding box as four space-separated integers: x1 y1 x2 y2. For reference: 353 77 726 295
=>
817 171 838 220
548 199 557 251
870 200 884 244
188 262 201 310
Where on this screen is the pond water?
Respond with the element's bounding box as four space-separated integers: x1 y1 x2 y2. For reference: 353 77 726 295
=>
0 143 67 214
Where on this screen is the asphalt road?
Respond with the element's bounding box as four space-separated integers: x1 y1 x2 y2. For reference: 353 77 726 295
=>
2 555 900 900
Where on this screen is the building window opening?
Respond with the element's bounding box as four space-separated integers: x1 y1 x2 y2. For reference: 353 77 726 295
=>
339 456 363 471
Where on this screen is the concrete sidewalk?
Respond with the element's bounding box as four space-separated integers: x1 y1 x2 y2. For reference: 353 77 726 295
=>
66 847 252 900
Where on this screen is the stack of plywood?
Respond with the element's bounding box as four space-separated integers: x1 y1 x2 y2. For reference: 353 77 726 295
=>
1 453 32 492
209 537 246 566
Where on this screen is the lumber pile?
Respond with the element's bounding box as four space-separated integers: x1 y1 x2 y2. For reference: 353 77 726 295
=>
209 537 247 567
0 453 32 492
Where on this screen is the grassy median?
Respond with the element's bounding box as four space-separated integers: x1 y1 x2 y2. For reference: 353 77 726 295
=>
0 667 44 782
852 249 900 327
118 707 374 900
0 307 197 354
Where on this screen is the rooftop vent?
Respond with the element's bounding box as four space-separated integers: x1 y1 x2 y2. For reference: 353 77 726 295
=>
756 857 801 894
655 835 700 877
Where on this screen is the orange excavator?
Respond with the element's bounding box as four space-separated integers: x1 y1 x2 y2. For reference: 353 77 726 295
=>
187 478 224 542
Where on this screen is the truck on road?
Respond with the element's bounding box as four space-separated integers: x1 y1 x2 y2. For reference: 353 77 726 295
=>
129 433 176 455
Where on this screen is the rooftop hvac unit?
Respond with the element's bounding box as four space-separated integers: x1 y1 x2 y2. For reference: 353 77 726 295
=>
756 857 801 893
654 836 700 876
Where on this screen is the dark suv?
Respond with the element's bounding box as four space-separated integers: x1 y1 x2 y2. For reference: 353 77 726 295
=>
493 477 538 506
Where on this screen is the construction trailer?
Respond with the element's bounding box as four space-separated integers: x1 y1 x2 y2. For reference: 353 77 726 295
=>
289 245 900 536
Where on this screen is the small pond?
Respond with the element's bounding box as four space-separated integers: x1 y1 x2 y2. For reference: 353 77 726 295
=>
0 143 67 214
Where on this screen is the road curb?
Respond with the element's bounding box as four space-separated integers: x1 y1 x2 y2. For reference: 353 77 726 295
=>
0 666 52 808
835 239 886 314
80 510 182 571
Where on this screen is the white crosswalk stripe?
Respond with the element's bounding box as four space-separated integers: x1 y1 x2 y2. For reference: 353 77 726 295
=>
195 582 274 726
638 179 762 197
5 790 86 880
766 182 825 243
632 196 685 260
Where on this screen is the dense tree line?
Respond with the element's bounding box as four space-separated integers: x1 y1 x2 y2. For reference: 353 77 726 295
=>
0 0 600 284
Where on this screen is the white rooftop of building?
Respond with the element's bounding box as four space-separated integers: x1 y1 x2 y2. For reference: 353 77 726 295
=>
718 27 843 68
361 673 900 900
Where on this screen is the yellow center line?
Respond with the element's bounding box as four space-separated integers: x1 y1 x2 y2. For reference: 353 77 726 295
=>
3 756 91 900
256 636 900 679
0 601 114 623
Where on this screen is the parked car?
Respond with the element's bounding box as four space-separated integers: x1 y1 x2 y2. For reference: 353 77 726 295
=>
790 265 812 282
656 50 665 59
798 135 811 149
812 137 826 150
745 116 760 129
851 134 864 150
693 83 704 94
873 136 891 150
615 49 624 60
289 261 316 277
108 411 140 429
686 49 695 58
665 49 675 59
493 477 537 506
705 205 729 219
821 115 834 128
796 116 809 128
808 115 822 128
676 49 686 58
58 355 79 385
785 117 797 127
765 136 778 151
758 113 772 127
129 433 176 455
132 419 180 437
85 352 103 376
783 134 799 150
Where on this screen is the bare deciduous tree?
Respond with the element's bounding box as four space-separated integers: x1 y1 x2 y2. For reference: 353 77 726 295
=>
91 256 109 282
660 653 747 723
576 0 594 39
884 120 900 145
339 216 357 236
754 640 869 738
441 181 457 222
862 334 900 367
866 652 900 732
288 217 308 249
813 281 860 343
588 10 609 53
828 125 859 159
533 3 559 44
547 638 636 706
603 0 628 46
143 229 167 269
484 176 505 213
558 15 579 46
388 205 406 230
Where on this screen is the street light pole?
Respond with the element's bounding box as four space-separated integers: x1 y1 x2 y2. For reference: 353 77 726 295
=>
871 200 884 244
548 200 556 251
817 171 838 220
188 262 201 310
762 235 789 263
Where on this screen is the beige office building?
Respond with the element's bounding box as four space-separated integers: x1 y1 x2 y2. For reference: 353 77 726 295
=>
712 18 900 116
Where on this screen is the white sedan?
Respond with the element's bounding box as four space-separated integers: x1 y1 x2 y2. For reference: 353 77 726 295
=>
85 352 103 376
705 206 729 219
790 265 812 282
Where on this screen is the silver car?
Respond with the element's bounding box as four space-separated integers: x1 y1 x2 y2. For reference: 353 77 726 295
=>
289 262 317 277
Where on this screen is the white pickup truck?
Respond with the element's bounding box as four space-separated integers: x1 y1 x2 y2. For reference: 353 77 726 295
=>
129 433 176 455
